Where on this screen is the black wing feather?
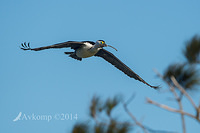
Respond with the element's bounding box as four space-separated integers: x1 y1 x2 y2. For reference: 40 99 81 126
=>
20 41 85 51
95 49 158 89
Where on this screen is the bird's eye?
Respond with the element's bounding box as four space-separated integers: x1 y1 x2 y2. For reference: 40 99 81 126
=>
101 41 104 44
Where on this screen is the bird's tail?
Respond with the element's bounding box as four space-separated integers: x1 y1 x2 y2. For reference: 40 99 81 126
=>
64 52 74 55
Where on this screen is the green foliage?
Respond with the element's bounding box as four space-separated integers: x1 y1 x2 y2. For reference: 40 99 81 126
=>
183 35 200 64
164 63 200 91
90 96 103 118
104 96 121 116
164 35 200 91
72 96 131 133
72 123 89 133
95 123 106 133
106 120 131 133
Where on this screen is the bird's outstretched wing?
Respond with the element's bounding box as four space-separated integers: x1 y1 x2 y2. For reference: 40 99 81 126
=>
20 41 85 51
95 49 159 89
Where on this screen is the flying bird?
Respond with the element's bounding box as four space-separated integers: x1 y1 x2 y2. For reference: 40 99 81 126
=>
21 40 158 89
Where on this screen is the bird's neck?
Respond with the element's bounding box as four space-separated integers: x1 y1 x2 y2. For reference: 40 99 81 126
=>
90 44 101 52
94 43 101 49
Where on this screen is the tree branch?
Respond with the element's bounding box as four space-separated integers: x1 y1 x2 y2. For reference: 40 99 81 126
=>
154 69 187 132
171 76 198 109
147 98 200 122
123 102 148 133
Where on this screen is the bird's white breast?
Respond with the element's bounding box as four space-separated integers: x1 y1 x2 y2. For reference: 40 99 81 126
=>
76 42 100 58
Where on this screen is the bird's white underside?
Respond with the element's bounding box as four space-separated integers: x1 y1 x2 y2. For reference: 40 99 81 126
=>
76 42 101 58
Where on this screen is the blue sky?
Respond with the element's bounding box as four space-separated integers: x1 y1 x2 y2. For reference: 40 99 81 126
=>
1 0 200 132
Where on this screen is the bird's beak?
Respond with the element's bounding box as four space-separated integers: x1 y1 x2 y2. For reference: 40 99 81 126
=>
106 44 118 51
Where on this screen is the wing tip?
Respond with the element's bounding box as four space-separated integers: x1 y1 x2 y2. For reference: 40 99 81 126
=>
20 42 31 50
150 85 161 90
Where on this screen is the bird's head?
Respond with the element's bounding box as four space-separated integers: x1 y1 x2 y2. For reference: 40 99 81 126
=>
97 40 107 47
96 40 118 51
